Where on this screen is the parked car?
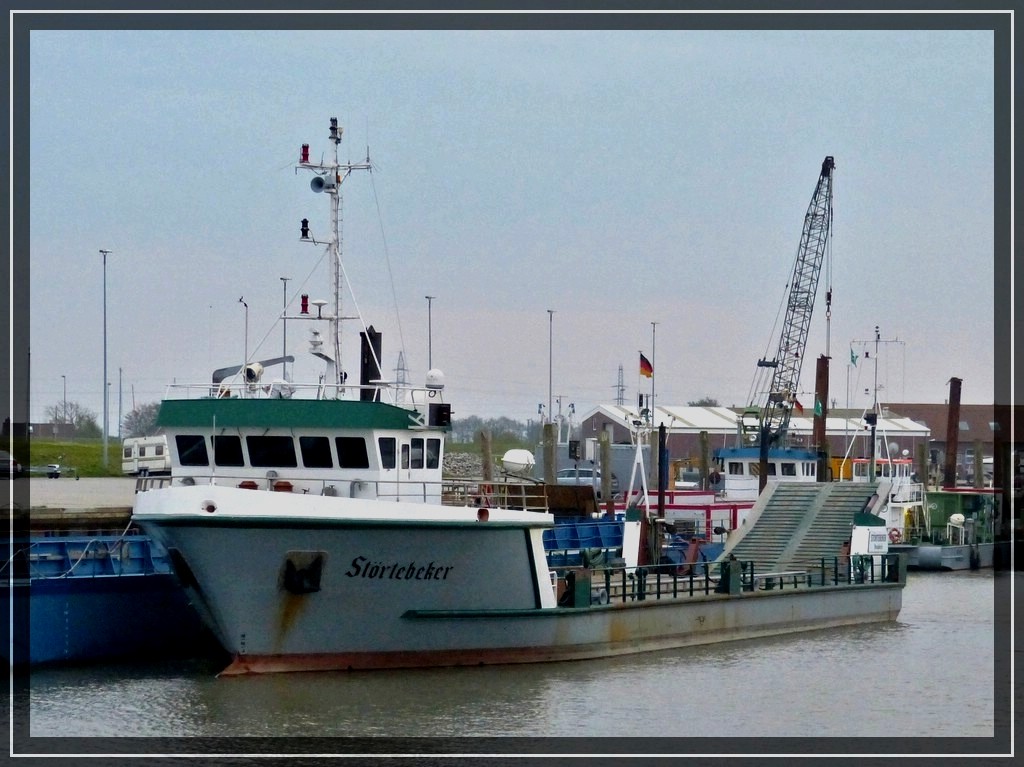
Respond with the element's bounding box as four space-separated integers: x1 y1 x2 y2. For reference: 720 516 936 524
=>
0 450 24 479
554 467 620 498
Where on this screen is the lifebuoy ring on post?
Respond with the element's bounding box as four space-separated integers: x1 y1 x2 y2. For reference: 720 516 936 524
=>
888 527 902 544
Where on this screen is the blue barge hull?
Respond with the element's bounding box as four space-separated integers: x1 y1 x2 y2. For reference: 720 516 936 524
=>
3 532 216 665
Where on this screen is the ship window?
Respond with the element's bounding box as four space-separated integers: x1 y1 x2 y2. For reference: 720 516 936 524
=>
728 462 743 475
781 463 796 476
123 447 132 459
300 436 333 468
379 437 396 469
247 436 297 468
410 438 424 469
765 463 777 476
401 443 410 469
213 435 244 467
336 437 370 469
155 444 164 456
176 434 209 467
426 438 441 469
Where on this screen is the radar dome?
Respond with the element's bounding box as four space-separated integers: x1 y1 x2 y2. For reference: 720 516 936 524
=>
949 513 965 527
502 449 535 476
425 369 445 390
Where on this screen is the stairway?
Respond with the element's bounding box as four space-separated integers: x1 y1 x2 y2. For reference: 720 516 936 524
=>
721 481 882 572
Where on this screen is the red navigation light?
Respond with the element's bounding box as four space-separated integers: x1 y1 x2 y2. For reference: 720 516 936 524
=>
300 294 309 315
300 144 310 164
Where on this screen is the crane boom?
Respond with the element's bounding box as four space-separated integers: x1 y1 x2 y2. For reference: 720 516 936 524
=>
751 156 834 460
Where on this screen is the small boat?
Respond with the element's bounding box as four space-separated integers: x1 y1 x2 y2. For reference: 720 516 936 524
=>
831 453 1000 570
888 487 1000 570
132 119 906 675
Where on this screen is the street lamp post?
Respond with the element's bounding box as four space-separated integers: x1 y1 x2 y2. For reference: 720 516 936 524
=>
61 375 66 425
99 249 112 467
280 277 291 379
547 309 555 424
425 295 435 369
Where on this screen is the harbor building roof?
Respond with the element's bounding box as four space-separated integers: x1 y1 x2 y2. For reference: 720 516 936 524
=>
579 405 930 440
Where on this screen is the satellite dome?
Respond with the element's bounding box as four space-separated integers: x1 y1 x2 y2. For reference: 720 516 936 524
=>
502 449 535 476
425 369 445 390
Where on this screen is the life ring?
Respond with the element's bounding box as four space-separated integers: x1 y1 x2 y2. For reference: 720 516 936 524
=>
709 470 722 485
888 527 902 544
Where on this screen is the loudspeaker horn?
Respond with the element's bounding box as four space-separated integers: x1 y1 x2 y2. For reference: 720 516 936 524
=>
244 362 265 383
310 174 337 193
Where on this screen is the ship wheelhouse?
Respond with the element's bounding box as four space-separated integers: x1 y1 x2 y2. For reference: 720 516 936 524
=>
156 395 449 503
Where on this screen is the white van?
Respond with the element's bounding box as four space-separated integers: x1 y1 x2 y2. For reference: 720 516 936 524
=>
122 435 171 476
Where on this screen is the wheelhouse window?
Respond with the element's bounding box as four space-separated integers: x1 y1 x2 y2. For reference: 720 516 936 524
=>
401 443 410 470
123 447 132 459
176 435 209 467
299 436 333 469
728 462 743 475
213 435 244 467
378 437 396 470
410 438 424 469
780 463 796 476
765 463 777 476
155 444 164 456
336 437 370 469
246 436 297 468
426 438 441 469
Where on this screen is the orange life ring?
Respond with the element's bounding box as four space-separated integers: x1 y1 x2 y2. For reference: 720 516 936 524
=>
888 527 902 544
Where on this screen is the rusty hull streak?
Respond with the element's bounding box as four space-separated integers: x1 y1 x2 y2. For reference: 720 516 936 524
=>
274 592 310 653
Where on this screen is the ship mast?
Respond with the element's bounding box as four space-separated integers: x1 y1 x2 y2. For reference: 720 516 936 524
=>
300 117 371 391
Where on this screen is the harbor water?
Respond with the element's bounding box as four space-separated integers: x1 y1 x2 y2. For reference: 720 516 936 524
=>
15 567 1014 757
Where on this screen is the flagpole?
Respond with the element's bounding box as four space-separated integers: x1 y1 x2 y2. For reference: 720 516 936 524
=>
650 321 658 426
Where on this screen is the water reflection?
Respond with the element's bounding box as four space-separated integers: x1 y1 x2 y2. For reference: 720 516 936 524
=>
26 570 999 741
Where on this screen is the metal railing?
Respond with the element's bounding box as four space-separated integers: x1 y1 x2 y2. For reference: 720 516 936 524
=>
552 553 905 606
135 473 549 512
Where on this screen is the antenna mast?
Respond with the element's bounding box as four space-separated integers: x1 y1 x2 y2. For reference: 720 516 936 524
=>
299 117 371 389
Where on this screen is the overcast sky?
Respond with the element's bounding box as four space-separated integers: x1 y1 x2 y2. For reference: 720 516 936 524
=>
23 17 999 429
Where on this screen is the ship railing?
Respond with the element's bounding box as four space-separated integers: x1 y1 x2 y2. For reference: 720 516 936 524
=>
551 553 906 606
161 380 444 409
890 482 924 504
134 473 549 512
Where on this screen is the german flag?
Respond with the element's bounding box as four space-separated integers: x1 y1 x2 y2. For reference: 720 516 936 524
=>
640 353 653 378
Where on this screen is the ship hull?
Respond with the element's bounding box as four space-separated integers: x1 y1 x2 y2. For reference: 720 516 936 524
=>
134 485 903 675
